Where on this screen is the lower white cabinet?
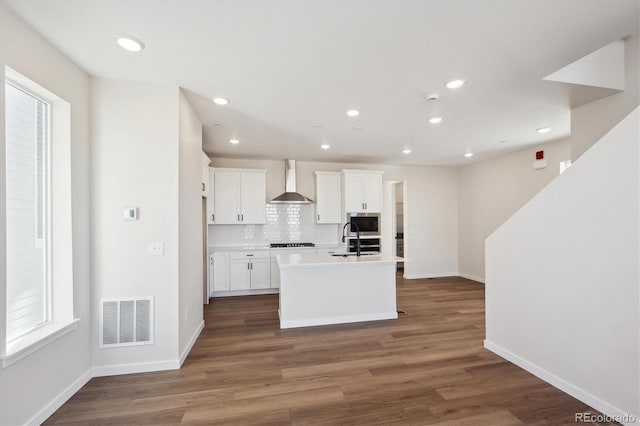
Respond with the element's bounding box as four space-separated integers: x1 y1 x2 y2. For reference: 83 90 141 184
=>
212 252 230 292
229 251 270 290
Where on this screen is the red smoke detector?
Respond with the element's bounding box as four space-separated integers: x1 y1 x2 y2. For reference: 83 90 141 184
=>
536 150 544 160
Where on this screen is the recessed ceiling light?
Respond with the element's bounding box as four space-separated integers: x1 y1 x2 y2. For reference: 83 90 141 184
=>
213 97 229 106
229 139 240 145
346 109 360 117
352 126 363 131
321 144 330 150
429 117 443 124
464 152 474 158
402 148 412 154
446 79 466 89
536 127 551 133
117 35 145 52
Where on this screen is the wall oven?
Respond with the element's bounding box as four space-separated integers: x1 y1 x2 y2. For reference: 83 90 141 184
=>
345 212 380 236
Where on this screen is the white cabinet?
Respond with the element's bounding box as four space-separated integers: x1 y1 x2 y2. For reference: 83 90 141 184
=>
315 172 342 224
229 258 251 290
239 172 266 224
201 152 211 197
229 251 270 290
213 168 267 225
207 168 215 224
249 258 270 289
212 252 230 292
342 170 383 213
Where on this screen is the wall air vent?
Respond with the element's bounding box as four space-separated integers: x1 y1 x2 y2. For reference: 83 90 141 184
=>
100 297 154 348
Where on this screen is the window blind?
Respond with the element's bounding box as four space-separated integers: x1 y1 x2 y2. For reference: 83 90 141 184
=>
5 81 49 342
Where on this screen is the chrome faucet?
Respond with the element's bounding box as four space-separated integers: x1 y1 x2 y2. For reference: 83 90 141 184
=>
342 221 361 256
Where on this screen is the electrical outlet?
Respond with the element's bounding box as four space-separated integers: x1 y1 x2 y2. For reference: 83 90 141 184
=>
148 242 164 256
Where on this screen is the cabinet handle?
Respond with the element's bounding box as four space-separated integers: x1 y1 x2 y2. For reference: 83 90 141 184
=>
202 183 205 191
246 254 254 257
212 214 215 222
249 262 253 270
317 214 320 221
247 262 250 270
241 214 244 221
237 214 240 222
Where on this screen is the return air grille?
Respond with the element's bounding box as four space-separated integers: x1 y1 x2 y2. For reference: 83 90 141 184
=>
100 297 154 347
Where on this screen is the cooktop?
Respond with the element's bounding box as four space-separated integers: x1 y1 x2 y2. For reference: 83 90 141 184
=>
270 242 315 248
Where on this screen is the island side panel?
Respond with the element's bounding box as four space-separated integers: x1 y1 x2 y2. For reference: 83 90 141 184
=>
279 262 397 329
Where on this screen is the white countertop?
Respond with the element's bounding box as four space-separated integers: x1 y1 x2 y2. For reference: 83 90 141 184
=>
277 253 402 269
209 245 271 251
209 244 343 252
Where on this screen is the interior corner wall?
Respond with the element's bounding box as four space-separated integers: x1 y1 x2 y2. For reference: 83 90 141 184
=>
0 4 92 425
90 78 180 372
457 140 571 282
571 32 639 161
485 107 639 421
178 90 204 359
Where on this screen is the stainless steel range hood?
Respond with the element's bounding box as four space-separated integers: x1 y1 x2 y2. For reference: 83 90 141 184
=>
270 159 313 204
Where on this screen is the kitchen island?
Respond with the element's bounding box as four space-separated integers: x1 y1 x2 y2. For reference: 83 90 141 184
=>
277 253 401 329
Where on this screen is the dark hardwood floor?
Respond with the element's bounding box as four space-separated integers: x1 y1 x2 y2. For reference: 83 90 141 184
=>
44 275 615 425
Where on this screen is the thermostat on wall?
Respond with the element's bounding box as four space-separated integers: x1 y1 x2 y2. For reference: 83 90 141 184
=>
123 207 138 220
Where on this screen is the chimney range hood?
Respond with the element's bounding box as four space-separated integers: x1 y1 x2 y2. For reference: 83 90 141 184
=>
270 159 313 204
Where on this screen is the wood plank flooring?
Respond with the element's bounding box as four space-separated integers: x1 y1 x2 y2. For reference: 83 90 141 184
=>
44 276 616 425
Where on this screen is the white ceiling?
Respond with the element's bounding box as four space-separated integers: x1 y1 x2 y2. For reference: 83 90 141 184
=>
5 0 639 166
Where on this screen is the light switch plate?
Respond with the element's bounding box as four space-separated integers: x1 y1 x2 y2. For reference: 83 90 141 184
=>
148 242 164 256
123 207 138 220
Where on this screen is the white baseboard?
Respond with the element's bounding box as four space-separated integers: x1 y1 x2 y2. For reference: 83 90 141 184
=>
212 288 279 297
92 359 180 377
484 340 638 426
403 272 459 279
280 312 398 329
179 320 204 366
458 272 485 283
26 368 92 426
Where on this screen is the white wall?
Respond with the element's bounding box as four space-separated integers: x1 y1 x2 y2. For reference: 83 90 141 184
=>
485 108 639 422
91 78 180 371
178 90 204 359
571 33 639 161
0 4 92 425
211 158 458 278
457 140 571 282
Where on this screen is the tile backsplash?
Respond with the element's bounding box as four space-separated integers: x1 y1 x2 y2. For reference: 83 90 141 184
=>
209 204 341 246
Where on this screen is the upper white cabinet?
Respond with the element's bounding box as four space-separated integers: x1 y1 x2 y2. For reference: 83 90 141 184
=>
213 168 267 224
201 152 211 197
314 171 341 224
207 167 215 224
342 170 384 213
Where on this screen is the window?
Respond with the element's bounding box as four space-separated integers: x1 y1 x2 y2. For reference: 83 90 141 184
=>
2 67 77 367
5 80 50 342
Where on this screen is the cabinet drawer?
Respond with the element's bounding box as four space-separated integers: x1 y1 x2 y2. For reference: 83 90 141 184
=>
230 250 270 260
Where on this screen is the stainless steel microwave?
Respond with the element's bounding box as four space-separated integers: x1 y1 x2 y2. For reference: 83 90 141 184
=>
345 212 380 236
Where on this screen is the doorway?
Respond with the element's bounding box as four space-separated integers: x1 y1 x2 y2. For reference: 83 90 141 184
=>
394 182 404 272
202 197 209 304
